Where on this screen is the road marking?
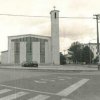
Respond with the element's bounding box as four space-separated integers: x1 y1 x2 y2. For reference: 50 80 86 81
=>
0 89 11 94
28 94 50 100
40 79 48 81
50 80 55 82
0 84 55 95
59 79 65 80
0 91 28 100
40 79 55 82
57 79 89 96
34 80 47 83
61 98 71 100
58 76 72 79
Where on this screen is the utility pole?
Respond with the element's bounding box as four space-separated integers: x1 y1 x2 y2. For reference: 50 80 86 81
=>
94 14 100 70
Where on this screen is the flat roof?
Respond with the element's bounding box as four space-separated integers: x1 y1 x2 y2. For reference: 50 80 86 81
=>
1 50 8 53
8 34 51 38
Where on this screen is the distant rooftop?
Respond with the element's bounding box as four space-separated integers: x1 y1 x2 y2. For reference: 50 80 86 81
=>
84 43 97 45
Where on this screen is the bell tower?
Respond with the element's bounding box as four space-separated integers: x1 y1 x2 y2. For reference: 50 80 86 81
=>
50 7 60 65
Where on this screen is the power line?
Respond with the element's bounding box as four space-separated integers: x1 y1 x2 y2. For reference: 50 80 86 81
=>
0 13 49 18
0 13 94 19
59 17 93 19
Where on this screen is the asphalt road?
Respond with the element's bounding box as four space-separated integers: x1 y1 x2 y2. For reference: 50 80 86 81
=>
0 69 99 100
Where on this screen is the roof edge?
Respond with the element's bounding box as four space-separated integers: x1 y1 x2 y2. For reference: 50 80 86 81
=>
8 34 51 38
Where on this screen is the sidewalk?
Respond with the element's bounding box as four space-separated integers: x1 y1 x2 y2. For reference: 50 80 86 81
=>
0 64 98 71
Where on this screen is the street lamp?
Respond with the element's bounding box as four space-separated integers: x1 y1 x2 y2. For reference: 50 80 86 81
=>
93 14 100 70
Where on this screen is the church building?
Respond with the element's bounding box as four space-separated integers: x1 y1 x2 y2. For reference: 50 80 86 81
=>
1 9 60 65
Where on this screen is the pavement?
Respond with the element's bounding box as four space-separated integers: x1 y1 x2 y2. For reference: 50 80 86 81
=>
0 69 100 100
0 65 100 100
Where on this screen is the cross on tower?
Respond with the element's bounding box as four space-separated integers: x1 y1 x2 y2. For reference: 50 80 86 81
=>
53 6 56 10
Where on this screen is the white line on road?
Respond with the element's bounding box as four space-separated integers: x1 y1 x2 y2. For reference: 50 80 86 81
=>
0 84 55 95
50 80 55 82
0 91 28 100
40 79 55 82
0 89 11 94
58 76 72 79
40 79 49 81
28 94 50 100
57 79 89 96
61 98 71 100
59 79 65 80
34 80 47 83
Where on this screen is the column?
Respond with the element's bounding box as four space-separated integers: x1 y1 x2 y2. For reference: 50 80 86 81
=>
20 42 26 63
10 42 15 64
45 41 51 64
32 42 40 63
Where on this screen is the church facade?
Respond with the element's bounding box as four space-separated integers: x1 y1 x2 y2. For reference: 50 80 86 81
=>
1 9 60 65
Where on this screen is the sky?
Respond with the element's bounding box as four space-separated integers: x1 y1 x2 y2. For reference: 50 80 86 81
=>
0 0 100 54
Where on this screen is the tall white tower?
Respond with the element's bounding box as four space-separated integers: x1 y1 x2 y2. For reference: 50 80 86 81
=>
50 7 60 65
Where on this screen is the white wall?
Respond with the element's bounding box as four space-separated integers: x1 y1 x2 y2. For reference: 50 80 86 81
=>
32 42 40 63
86 43 98 59
1 51 8 64
45 41 51 64
45 42 49 64
89 44 97 59
7 35 51 64
20 42 26 63
8 42 15 64
50 10 60 65
8 37 11 64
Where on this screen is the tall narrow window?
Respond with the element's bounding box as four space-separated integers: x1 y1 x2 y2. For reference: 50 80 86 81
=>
26 37 32 62
14 42 20 64
55 12 56 19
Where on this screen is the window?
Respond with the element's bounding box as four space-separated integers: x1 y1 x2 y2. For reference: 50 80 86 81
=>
14 42 20 63
55 12 56 19
26 37 32 62
40 40 45 63
14 42 20 53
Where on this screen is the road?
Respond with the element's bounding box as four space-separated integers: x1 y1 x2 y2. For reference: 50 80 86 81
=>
0 68 99 100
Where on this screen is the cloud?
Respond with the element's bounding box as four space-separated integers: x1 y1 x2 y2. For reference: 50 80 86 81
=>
0 0 100 53
60 17 97 40
69 0 100 16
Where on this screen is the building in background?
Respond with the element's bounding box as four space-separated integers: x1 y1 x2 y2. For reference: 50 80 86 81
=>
1 9 60 65
85 43 97 59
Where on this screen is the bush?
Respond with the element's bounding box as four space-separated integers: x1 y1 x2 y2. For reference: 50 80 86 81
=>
60 53 66 65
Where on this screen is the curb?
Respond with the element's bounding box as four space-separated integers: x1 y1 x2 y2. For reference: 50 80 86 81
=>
0 66 98 73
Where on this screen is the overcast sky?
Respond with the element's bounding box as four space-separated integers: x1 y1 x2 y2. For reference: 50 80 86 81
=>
0 0 100 54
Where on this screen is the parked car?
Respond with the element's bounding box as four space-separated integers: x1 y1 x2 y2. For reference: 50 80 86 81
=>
21 61 38 67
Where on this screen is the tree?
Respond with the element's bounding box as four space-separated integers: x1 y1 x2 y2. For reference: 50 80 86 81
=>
82 46 94 64
60 52 66 65
68 41 83 64
68 42 94 64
